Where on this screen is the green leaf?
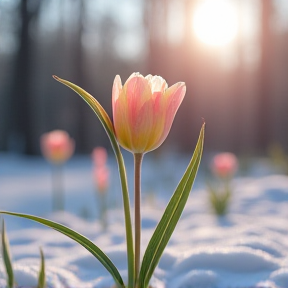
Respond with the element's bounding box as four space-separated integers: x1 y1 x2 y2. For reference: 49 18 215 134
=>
53 76 115 145
1 221 14 288
53 76 135 287
0 212 124 288
37 248 46 288
138 123 205 288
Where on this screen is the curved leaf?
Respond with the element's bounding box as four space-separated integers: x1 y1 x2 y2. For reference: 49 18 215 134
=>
53 76 115 143
1 221 14 288
53 76 134 287
138 124 205 288
0 212 124 288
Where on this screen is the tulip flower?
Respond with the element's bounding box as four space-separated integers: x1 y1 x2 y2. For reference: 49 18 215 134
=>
40 130 75 164
112 73 186 154
40 130 75 211
208 152 238 216
93 165 109 193
211 152 238 179
8 74 203 288
113 73 186 277
92 147 108 167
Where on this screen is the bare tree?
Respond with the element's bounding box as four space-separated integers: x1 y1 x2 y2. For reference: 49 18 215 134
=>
256 0 273 153
8 0 40 154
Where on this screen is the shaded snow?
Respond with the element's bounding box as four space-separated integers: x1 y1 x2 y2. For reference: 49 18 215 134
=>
0 153 287 288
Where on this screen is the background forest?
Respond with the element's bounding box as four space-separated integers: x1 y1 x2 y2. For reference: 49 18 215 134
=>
0 0 288 156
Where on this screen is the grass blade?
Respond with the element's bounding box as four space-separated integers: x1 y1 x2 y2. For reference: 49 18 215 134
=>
138 124 205 288
1 221 14 288
37 248 46 288
0 212 124 288
53 76 135 287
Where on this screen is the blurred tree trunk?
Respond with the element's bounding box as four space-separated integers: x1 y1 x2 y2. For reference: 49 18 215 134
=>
180 0 199 151
9 0 40 154
231 0 245 153
144 0 199 152
257 0 273 153
72 0 87 152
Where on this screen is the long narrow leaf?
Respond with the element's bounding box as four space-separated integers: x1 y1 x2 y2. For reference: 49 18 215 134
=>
0 212 124 288
37 248 46 288
138 124 205 288
53 76 134 287
52 76 115 144
1 221 14 288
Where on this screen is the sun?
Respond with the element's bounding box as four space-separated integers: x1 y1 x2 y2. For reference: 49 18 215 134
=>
193 0 238 47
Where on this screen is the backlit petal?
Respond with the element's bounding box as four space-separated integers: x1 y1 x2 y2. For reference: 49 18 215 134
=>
112 75 122 105
146 75 167 94
155 83 186 148
112 73 186 154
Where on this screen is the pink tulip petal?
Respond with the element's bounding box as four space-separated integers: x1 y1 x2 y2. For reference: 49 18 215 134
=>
125 75 151 109
130 99 154 152
147 83 185 151
146 75 167 94
112 75 122 104
144 92 166 151
156 83 186 146
112 73 186 154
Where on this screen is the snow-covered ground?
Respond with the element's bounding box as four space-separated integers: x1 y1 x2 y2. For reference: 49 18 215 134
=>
0 152 287 288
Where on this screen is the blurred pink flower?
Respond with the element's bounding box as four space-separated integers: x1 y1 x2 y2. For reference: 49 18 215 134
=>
112 73 186 154
211 152 238 178
41 130 75 164
92 147 108 167
93 165 109 193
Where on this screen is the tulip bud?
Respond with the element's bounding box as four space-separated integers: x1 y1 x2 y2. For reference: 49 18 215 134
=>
92 147 108 167
211 152 238 179
93 165 109 193
40 130 74 164
112 73 186 154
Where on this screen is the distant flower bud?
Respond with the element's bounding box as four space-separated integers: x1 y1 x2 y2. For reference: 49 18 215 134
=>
41 130 74 164
211 152 238 178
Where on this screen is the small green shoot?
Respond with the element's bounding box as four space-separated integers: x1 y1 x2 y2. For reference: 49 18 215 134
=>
208 182 231 216
1 221 15 288
37 248 46 288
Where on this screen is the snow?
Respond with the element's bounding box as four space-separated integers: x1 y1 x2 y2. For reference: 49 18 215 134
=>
0 153 287 288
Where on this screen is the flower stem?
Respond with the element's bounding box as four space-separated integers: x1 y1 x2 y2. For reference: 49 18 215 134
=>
134 153 143 284
115 148 135 288
52 164 64 211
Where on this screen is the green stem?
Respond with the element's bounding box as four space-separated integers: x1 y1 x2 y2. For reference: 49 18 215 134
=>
97 191 107 230
115 147 135 288
134 153 143 285
52 164 64 211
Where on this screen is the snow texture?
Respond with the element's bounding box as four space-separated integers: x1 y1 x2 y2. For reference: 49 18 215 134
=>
0 153 287 288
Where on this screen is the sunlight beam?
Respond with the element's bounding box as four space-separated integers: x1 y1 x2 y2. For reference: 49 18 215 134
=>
193 0 238 47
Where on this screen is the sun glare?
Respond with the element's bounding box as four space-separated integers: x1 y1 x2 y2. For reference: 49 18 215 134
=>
193 0 238 47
